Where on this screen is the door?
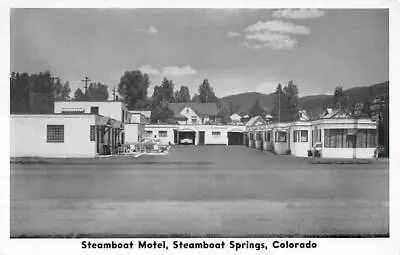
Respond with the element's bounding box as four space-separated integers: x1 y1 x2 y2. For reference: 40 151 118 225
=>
199 131 205 145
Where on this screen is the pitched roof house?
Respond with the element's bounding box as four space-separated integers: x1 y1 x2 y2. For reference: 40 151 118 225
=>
168 103 218 125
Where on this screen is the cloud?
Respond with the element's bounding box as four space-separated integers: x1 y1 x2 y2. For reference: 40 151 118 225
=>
139 65 161 75
243 19 311 50
246 20 310 34
228 31 240 37
272 9 325 19
147 26 159 34
139 65 197 76
245 31 298 49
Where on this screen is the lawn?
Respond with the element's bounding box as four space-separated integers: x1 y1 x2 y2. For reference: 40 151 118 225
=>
10 145 389 237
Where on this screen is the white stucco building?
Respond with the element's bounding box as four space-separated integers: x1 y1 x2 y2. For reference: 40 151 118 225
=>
11 113 122 158
144 124 246 146
246 109 378 159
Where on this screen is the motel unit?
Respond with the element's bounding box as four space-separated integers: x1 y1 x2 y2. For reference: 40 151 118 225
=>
246 109 378 159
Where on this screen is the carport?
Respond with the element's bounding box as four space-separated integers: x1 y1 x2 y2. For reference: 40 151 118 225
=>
228 132 243 145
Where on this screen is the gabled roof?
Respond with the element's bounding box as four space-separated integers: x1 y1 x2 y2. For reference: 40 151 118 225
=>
246 116 266 126
321 108 352 119
168 103 218 118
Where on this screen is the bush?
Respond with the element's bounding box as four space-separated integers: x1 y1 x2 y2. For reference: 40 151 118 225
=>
314 150 321 157
307 150 313 157
285 149 291 155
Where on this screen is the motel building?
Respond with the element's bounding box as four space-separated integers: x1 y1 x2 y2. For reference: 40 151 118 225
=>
10 99 377 159
10 100 146 158
144 103 246 146
246 109 378 159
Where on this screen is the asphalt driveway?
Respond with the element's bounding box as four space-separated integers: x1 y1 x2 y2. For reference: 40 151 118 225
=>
10 145 389 237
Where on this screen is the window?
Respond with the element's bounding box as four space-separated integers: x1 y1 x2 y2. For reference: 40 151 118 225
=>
145 130 153 137
212 131 221 136
47 125 64 143
275 131 287 142
356 129 377 148
90 106 99 114
90 125 96 141
294 130 308 143
324 129 348 148
300 130 308 142
158 131 168 137
192 117 197 124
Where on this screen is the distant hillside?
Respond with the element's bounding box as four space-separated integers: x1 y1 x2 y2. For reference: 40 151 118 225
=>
220 81 389 119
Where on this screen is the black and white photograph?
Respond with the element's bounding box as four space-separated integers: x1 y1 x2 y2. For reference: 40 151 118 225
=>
3 4 397 252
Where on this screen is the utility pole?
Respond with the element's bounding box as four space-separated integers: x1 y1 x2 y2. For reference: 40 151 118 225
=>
82 76 91 94
278 85 281 123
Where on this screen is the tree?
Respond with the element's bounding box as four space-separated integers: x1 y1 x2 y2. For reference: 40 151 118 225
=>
118 71 150 109
74 88 86 101
174 86 191 103
283 80 299 120
271 83 284 122
192 93 200 102
54 79 71 101
87 82 109 101
197 79 218 103
28 71 55 113
271 81 300 122
249 99 265 118
333 86 349 110
60 82 71 101
10 72 30 113
150 78 175 123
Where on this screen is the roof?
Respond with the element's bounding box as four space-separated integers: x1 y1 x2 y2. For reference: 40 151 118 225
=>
246 116 266 126
321 108 352 119
168 103 218 118
129 110 151 118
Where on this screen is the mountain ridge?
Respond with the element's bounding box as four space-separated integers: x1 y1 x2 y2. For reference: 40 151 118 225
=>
220 81 389 119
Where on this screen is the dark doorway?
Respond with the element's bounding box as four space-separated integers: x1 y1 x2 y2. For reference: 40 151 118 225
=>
178 131 196 145
173 130 178 144
228 132 243 145
199 131 205 145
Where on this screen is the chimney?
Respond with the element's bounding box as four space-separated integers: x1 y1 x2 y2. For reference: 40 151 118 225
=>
116 95 119 101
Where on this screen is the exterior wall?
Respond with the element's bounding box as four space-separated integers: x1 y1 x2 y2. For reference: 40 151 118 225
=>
11 115 96 158
289 124 312 157
145 125 177 145
204 129 228 145
144 124 245 146
320 148 375 159
129 113 146 124
54 101 127 123
125 123 145 144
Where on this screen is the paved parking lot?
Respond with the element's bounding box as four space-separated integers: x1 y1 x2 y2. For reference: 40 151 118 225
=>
11 145 389 237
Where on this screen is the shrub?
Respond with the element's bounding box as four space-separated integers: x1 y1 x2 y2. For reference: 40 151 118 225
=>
307 150 313 157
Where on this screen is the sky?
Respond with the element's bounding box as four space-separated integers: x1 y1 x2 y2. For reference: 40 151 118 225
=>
10 8 389 98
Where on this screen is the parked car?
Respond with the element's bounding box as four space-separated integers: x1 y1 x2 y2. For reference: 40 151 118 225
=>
180 138 193 144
